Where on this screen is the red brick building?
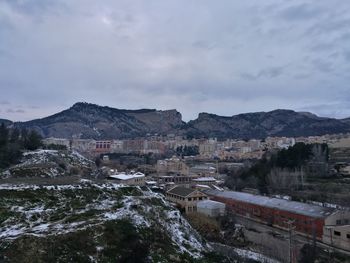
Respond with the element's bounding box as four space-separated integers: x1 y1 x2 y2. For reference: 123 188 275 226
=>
206 190 336 239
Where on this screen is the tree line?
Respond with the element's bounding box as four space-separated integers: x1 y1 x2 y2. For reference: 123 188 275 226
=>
176 145 199 156
0 123 42 169
225 143 329 194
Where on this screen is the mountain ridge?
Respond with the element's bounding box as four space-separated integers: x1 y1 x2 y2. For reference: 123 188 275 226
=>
8 102 350 139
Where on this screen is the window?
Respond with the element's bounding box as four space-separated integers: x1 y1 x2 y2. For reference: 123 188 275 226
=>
347 234 350 239
334 231 341 236
336 220 342 225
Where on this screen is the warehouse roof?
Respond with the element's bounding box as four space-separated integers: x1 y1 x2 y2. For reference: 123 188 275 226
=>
205 190 336 219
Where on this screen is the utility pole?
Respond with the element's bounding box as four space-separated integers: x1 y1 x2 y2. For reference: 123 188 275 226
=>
287 220 296 263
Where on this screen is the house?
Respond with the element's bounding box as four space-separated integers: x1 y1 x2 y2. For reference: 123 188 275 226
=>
197 200 226 217
165 186 209 213
322 211 350 251
108 172 145 186
323 225 350 251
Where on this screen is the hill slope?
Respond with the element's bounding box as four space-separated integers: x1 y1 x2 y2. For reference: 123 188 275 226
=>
13 103 350 139
16 102 184 139
0 183 220 262
0 119 12 126
184 110 350 139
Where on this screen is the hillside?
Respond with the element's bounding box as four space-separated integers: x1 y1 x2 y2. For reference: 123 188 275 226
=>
0 150 96 179
0 182 242 262
185 110 350 139
16 102 184 139
0 119 12 126
12 103 350 139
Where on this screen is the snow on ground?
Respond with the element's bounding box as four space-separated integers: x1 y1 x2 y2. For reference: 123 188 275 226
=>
164 210 205 258
234 247 281 263
0 183 206 258
23 150 59 156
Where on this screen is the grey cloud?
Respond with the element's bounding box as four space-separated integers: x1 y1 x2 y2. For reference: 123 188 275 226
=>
192 41 217 50
6 108 25 113
241 67 284 80
312 59 334 73
280 3 324 21
0 0 349 121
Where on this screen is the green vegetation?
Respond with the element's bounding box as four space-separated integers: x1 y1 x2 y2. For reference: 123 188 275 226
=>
0 124 42 169
0 184 247 262
225 143 329 194
176 145 199 156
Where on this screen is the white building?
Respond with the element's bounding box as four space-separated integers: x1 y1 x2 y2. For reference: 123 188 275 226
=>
197 200 226 217
108 172 145 186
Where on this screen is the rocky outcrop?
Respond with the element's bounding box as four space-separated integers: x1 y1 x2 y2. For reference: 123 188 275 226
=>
12 103 350 139
16 102 184 139
184 109 350 139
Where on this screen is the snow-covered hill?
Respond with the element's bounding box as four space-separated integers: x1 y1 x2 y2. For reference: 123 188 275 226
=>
1 150 95 179
0 182 210 262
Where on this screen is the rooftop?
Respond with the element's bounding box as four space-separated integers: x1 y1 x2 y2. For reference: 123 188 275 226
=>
192 177 217 182
205 190 336 218
108 172 145 181
167 186 197 197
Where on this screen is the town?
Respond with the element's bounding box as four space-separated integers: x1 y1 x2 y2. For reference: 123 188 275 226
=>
40 133 350 261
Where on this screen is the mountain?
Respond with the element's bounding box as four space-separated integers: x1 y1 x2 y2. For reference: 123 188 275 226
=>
341 117 350 125
16 102 184 139
184 109 350 139
0 118 12 126
13 103 350 139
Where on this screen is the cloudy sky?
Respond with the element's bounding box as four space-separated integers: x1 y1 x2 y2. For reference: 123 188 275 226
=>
0 0 350 121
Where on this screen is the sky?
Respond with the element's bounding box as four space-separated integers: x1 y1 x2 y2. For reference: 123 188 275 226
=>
0 0 350 122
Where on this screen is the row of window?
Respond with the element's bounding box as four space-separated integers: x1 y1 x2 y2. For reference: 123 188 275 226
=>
96 143 111 149
167 194 207 202
336 219 350 225
333 231 350 239
188 197 206 202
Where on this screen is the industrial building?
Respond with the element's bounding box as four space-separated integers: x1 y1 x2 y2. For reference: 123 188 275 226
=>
205 189 350 252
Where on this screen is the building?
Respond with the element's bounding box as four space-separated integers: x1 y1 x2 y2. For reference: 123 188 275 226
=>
192 177 217 186
42 138 70 149
323 225 350 251
156 156 189 175
165 186 209 213
199 139 217 157
205 190 340 240
95 140 112 154
156 175 195 187
108 172 145 186
322 211 350 251
197 200 226 217
190 164 217 177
